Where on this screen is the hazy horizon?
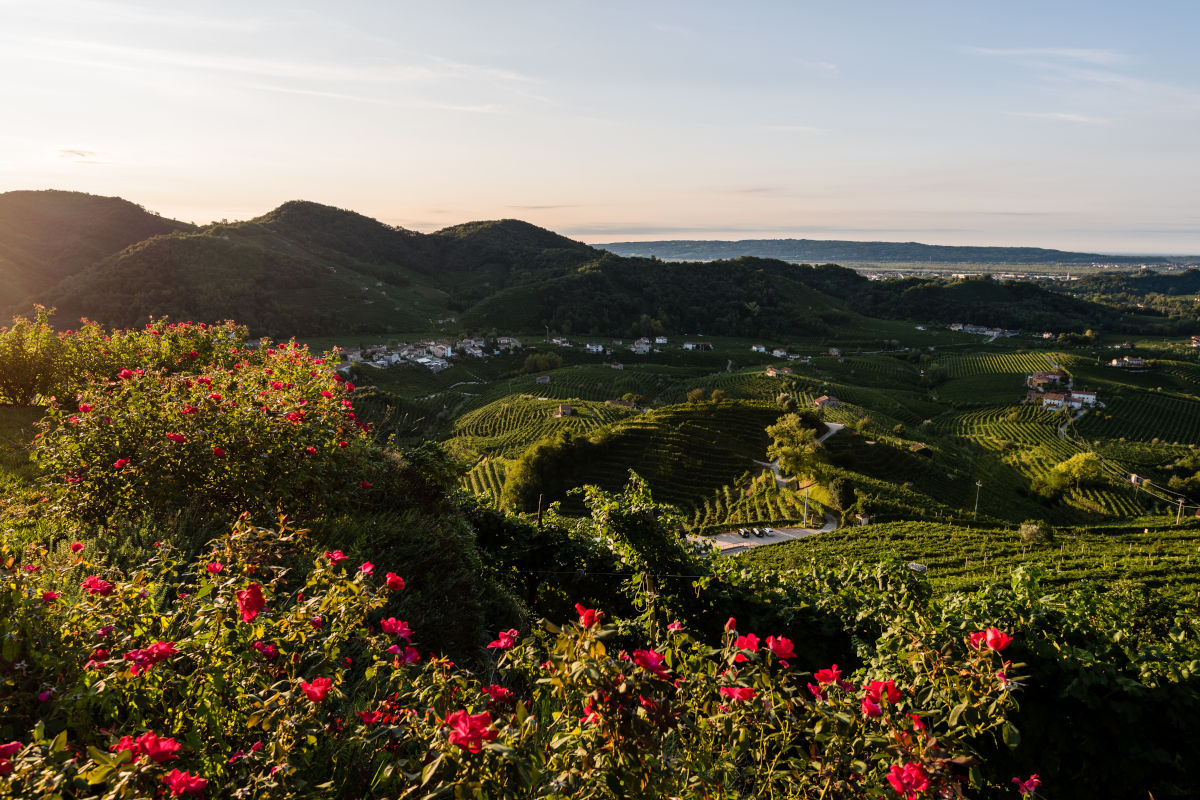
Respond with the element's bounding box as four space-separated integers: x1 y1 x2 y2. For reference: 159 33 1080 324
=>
4 1 1200 254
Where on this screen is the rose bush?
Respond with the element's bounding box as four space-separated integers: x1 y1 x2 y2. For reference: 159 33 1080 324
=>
1 517 1033 799
32 334 375 521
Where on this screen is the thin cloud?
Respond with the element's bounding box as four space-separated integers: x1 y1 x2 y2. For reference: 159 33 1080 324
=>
1006 111 1110 125
19 36 536 88
964 46 1128 65
57 148 108 164
245 83 504 113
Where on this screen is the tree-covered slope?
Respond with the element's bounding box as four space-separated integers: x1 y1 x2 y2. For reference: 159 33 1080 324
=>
48 226 443 336
0 190 192 310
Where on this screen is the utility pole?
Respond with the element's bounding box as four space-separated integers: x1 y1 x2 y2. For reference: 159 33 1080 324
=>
1178 498 1184 526
803 485 810 527
973 481 983 522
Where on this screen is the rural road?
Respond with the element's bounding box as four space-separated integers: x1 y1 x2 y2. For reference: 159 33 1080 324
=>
756 422 845 488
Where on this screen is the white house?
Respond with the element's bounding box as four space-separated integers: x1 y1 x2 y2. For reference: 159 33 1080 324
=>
585 343 605 354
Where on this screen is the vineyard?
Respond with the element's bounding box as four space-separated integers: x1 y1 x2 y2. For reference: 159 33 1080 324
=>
939 350 1063 378
449 395 638 458
737 518 1200 601
686 471 828 532
561 401 784 511
341 328 1200 528
1075 392 1200 445
461 457 507 506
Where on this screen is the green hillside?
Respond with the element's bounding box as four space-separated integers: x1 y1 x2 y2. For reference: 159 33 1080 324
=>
0 189 191 310
50 226 443 337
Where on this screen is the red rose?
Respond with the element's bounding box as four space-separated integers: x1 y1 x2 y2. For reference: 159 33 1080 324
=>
236 583 265 623
299 677 332 702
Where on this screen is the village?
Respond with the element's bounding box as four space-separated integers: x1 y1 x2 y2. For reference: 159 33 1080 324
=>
336 333 758 374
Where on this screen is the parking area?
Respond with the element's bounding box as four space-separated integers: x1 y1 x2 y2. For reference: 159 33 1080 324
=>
691 513 839 555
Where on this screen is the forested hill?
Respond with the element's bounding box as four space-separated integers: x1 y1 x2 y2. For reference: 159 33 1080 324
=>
0 190 192 309
0 189 1166 337
596 237 1193 266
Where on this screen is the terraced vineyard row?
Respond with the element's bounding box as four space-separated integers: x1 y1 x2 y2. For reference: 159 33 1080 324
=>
461 458 507 505
575 402 783 510
1075 393 1200 445
451 396 638 458
737 519 1200 601
687 473 826 532
809 355 920 388
940 351 1061 378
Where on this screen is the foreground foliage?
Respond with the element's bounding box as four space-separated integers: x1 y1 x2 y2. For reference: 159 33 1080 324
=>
3 519 1030 799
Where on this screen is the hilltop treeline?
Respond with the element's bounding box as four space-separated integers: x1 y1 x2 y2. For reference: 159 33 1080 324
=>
1 190 1189 338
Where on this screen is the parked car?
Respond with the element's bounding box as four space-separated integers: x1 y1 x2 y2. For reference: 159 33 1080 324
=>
738 528 750 538
763 527 775 535
752 528 764 537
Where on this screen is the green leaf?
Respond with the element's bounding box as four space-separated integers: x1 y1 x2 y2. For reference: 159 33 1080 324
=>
1002 721 1021 749
420 753 444 787
949 702 968 727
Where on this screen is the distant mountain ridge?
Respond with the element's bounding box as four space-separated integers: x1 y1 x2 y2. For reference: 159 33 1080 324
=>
0 189 1171 337
596 238 1198 266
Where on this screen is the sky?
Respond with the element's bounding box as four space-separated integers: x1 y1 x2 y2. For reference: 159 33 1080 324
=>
2 0 1200 254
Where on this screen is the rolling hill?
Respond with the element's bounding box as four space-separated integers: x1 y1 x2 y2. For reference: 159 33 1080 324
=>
0 190 191 309
0 189 1173 338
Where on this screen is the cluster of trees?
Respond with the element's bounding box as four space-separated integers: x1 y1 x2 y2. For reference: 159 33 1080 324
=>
1031 452 1105 500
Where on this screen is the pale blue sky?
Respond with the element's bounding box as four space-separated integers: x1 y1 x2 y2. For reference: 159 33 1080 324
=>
2 0 1199 253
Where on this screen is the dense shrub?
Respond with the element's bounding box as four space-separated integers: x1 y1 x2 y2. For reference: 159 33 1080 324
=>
31 339 374 521
1 519 1028 799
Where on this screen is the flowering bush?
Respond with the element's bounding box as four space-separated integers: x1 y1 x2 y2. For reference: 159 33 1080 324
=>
32 335 375 521
0 516 1034 799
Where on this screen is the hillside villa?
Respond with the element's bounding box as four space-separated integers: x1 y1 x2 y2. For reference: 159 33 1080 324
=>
814 395 840 408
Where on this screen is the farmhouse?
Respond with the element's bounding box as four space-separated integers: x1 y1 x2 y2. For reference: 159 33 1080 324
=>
553 405 574 418
683 342 714 351
1026 370 1067 389
750 344 767 353
771 348 788 358
1109 356 1146 369
827 348 841 356
495 337 522 350
630 338 651 355
1071 390 1097 406
535 375 551 384
584 343 605 354
654 336 669 345
550 337 571 347
765 366 793 377
1040 392 1071 410
814 395 841 409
